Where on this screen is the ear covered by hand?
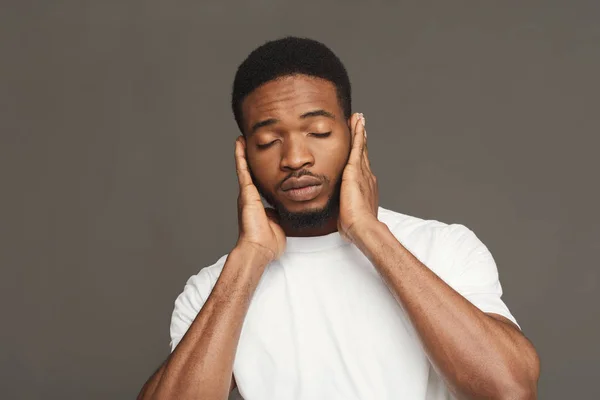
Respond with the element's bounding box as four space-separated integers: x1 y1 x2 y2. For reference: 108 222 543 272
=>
337 112 379 243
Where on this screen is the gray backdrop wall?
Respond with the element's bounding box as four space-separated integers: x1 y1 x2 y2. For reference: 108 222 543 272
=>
2 1 598 399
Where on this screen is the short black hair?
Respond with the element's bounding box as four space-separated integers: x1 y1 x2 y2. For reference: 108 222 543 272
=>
231 36 352 134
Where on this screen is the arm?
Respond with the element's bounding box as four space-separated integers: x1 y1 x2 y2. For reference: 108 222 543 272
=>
139 134 285 399
337 113 539 398
349 221 540 400
137 244 270 400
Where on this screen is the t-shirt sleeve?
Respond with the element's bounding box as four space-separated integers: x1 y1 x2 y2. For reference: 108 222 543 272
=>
169 266 218 353
437 223 521 330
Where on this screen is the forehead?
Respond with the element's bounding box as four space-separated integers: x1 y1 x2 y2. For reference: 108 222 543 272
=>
241 75 340 132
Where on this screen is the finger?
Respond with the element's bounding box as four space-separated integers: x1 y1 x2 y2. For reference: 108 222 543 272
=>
349 113 366 164
351 112 361 138
361 117 372 171
363 143 371 172
234 136 253 189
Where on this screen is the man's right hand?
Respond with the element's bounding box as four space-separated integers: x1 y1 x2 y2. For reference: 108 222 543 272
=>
138 142 281 399
234 136 286 263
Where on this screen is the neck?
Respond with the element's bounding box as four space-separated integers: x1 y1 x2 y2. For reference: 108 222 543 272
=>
280 216 339 238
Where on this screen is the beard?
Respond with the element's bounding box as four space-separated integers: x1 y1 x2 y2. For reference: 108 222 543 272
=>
248 167 342 232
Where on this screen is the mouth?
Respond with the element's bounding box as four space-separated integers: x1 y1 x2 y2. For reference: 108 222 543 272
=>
280 184 323 202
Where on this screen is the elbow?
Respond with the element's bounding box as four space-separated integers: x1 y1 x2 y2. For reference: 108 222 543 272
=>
498 350 541 400
455 340 541 400
497 385 537 400
505 376 539 400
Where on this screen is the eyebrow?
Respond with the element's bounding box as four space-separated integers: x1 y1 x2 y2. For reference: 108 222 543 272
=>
249 109 336 135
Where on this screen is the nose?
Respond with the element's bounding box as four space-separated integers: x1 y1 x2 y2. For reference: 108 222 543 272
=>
280 136 315 171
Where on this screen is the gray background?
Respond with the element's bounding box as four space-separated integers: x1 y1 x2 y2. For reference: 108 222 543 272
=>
1 1 598 399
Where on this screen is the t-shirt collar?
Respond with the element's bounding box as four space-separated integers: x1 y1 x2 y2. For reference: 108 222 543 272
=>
284 230 349 253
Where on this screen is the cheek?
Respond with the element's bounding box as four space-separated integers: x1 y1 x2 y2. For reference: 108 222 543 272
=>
247 153 279 188
315 139 350 174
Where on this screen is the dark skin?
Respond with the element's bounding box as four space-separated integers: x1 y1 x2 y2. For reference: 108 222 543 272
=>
241 74 353 237
239 74 540 398
138 74 539 399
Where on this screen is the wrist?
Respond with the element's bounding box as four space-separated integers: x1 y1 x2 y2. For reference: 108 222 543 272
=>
347 217 383 243
234 240 275 266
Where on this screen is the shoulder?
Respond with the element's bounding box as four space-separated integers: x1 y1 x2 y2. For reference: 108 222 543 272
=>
376 206 487 276
176 253 229 305
186 254 228 287
377 205 453 243
378 205 477 242
170 254 230 351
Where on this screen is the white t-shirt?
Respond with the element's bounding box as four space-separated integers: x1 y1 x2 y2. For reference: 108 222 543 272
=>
170 206 519 400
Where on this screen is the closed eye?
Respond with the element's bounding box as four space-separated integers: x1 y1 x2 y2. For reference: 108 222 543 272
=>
257 132 331 149
310 131 332 138
257 141 276 149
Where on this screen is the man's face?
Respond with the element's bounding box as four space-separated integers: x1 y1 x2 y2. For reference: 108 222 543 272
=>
241 74 351 231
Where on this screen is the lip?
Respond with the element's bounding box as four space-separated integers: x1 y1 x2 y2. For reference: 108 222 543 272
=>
281 176 322 191
280 184 323 202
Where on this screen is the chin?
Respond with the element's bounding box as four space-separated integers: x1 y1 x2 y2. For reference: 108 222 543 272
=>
279 196 328 214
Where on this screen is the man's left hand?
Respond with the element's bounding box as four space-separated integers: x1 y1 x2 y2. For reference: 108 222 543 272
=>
337 113 380 242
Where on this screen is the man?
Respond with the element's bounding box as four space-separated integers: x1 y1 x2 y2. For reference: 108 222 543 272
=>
138 37 540 400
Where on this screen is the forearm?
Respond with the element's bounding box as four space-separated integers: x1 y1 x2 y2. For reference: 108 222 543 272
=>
351 222 539 399
142 244 270 400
